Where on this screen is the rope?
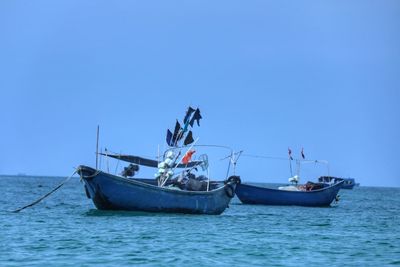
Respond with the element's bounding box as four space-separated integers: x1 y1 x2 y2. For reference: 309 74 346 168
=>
12 170 77 213
242 153 329 164
242 154 289 161
79 169 101 181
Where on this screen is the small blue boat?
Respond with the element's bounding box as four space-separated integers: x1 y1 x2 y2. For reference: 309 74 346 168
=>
78 165 239 215
235 180 344 207
319 176 357 189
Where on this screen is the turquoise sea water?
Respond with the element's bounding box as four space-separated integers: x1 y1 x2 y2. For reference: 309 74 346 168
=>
1 175 399 266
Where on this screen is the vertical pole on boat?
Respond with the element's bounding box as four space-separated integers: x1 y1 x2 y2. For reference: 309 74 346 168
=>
207 168 210 191
288 147 293 177
96 125 100 170
225 151 233 179
225 151 232 179
99 148 103 170
115 150 121 175
105 148 110 173
296 159 301 177
231 150 242 175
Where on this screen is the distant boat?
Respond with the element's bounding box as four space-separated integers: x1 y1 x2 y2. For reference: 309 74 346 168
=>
235 180 344 207
318 176 357 189
235 153 343 206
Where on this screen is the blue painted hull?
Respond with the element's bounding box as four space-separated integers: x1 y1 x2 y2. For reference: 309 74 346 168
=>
319 176 356 190
77 165 237 215
236 181 344 207
341 184 355 190
341 178 356 189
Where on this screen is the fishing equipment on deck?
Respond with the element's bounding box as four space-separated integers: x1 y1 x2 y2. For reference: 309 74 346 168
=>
155 150 175 184
288 175 299 184
121 164 139 178
182 150 196 165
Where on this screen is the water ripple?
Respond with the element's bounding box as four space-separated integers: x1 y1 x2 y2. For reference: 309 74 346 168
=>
0 177 399 266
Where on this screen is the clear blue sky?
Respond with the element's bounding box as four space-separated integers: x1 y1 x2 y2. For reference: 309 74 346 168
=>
1 1 399 187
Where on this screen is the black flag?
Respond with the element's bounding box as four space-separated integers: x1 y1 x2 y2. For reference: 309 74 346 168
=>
288 148 293 160
184 131 194 145
166 129 174 146
172 121 182 145
189 108 202 127
183 107 195 124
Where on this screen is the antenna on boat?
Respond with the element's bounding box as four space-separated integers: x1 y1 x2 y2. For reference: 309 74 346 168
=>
105 148 110 173
96 125 100 170
296 159 301 180
221 150 242 178
288 147 293 177
232 150 243 175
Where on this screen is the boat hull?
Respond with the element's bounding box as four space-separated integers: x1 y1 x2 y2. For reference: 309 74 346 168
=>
77 165 237 215
319 176 356 190
341 178 356 189
341 184 355 190
236 181 344 207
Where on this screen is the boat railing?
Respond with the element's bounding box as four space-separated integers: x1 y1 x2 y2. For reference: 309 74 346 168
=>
96 144 240 191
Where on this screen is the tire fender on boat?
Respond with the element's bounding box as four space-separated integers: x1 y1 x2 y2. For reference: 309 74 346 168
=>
225 184 235 198
226 175 241 185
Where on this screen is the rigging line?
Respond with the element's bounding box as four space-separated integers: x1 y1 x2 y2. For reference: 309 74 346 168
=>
166 144 233 154
220 150 242 161
232 150 243 175
190 144 233 152
242 154 289 161
242 154 329 164
12 170 77 213
225 151 232 180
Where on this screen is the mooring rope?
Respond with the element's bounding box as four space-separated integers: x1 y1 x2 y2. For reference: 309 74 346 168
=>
242 154 289 161
79 169 101 180
12 170 77 213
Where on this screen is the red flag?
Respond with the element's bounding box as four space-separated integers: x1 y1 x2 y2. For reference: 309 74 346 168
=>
182 150 196 164
288 148 293 160
301 148 305 159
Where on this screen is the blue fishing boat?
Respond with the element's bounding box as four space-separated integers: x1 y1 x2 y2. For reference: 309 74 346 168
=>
77 165 239 215
235 150 344 206
235 180 344 207
319 176 357 189
77 106 241 214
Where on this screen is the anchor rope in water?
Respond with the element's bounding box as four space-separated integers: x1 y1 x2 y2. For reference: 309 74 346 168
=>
12 170 77 213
